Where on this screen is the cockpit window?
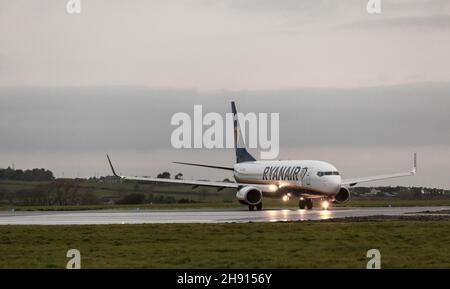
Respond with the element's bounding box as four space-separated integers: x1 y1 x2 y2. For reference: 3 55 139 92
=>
317 171 339 177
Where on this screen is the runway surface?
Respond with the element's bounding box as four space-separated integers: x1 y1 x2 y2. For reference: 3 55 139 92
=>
0 206 449 225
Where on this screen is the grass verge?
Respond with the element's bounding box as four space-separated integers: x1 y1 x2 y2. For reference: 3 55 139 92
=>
1 217 450 268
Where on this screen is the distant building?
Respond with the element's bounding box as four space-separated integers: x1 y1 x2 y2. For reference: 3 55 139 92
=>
101 176 119 184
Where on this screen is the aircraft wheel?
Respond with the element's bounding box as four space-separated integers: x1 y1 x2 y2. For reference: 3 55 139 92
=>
248 205 255 211
256 203 263 211
306 199 313 210
299 199 306 209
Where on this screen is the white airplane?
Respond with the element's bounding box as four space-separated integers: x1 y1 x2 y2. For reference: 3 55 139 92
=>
107 101 416 211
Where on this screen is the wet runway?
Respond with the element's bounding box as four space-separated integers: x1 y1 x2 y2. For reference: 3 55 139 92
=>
0 206 449 225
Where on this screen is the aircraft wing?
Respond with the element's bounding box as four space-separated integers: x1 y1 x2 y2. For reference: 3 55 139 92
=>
173 161 234 171
341 153 417 186
107 154 276 192
120 175 239 188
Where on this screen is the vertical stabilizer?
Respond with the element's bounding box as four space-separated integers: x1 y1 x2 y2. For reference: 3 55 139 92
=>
231 101 256 163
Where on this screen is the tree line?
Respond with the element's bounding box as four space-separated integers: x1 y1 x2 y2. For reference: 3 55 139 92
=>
0 167 54 181
1 181 99 206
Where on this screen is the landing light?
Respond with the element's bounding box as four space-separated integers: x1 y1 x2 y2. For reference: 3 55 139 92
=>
279 182 289 188
268 185 278 192
282 195 289 202
321 200 330 210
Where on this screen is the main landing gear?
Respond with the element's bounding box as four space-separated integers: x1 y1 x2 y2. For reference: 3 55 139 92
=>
299 198 313 210
248 203 263 211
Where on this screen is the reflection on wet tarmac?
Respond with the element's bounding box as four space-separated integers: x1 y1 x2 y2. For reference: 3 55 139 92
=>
1 206 449 225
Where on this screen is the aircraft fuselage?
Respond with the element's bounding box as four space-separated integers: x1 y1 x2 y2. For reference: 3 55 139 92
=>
233 160 341 197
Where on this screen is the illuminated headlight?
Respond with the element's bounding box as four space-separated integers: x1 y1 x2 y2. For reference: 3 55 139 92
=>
268 185 278 192
282 195 289 202
321 200 330 210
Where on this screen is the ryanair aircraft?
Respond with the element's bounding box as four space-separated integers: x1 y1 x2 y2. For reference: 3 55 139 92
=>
107 102 417 211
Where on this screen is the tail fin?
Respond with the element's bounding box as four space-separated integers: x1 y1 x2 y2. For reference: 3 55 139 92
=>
231 101 256 163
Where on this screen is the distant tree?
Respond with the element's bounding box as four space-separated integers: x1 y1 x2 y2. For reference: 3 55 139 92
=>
0 167 54 181
178 198 196 204
80 191 100 205
157 172 171 179
148 193 177 204
116 193 146 205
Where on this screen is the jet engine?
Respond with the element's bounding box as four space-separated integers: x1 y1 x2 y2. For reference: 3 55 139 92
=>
334 187 350 203
236 186 263 205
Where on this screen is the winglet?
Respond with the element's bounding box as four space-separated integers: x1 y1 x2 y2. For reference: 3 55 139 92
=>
106 154 120 178
412 152 417 174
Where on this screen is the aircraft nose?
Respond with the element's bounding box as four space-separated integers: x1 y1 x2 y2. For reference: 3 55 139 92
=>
329 176 341 194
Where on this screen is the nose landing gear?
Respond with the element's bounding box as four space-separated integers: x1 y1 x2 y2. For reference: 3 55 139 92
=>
299 198 313 210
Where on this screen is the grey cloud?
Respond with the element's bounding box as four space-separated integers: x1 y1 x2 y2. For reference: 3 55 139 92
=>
1 83 450 188
223 0 332 13
350 15 450 29
387 0 450 14
1 1 449 88
0 1 449 188
1 83 450 155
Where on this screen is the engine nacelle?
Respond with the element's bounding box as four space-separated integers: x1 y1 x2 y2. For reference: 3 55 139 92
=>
236 186 263 206
334 187 350 203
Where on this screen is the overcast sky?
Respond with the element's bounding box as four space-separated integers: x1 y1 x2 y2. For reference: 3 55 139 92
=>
0 1 449 188
1 0 450 88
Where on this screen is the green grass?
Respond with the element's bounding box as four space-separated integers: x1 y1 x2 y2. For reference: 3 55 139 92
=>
1 218 450 268
0 179 237 204
0 180 50 192
0 202 240 211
